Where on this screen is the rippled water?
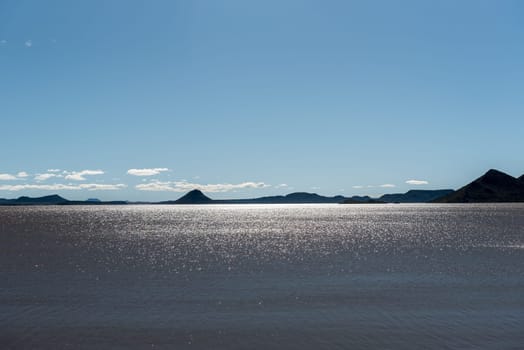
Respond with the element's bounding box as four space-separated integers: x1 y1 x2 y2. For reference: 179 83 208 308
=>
1 204 523 349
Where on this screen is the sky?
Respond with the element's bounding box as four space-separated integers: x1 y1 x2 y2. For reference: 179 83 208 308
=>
1 0 523 201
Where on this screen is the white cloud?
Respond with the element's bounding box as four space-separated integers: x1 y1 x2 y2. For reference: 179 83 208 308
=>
406 179 429 185
64 169 104 181
35 173 60 181
0 173 17 180
354 184 395 189
47 169 61 173
135 182 175 192
127 168 169 176
78 184 126 191
0 183 126 191
275 183 288 188
65 174 85 181
1 172 32 180
136 181 269 193
0 184 78 191
25 40 32 48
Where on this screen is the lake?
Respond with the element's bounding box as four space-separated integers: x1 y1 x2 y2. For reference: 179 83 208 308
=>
1 204 523 349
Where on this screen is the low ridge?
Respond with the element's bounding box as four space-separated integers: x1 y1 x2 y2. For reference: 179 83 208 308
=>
222 192 346 204
15 194 68 204
0 194 69 206
379 189 454 203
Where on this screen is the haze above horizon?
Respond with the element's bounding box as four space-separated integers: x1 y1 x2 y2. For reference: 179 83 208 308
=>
1 0 523 201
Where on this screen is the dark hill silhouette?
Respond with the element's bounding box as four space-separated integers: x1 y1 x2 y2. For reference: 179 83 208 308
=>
165 189 213 204
63 200 128 205
274 192 346 203
435 169 524 203
349 195 372 202
519 174 524 182
379 189 454 203
342 197 384 204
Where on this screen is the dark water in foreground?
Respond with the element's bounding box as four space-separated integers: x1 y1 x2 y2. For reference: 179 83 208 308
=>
1 204 523 349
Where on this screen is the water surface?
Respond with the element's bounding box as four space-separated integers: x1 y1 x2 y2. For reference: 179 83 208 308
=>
1 204 523 349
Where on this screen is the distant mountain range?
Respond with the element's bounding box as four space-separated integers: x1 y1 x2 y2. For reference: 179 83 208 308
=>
0 194 69 205
160 191 346 204
1 169 523 205
162 190 456 205
0 194 127 206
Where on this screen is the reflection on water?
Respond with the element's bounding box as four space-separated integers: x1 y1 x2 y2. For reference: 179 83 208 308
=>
1 204 523 349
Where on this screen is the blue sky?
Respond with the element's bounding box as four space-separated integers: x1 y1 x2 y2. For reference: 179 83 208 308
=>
1 0 523 201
